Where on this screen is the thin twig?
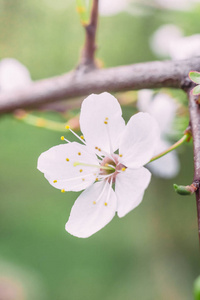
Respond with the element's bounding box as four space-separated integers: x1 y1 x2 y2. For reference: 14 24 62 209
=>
149 133 191 163
187 88 200 245
79 0 99 69
1 57 200 114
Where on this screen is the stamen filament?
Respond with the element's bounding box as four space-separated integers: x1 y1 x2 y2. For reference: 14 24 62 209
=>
94 181 108 204
56 172 97 183
73 161 115 171
105 123 114 154
66 126 86 145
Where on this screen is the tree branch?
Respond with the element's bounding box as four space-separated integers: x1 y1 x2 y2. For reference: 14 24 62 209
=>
1 57 200 114
188 89 200 245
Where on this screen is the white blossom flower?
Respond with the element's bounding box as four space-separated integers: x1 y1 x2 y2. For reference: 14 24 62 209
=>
150 24 200 60
137 89 180 178
155 0 200 11
38 92 159 238
99 0 131 16
99 0 147 17
0 58 31 92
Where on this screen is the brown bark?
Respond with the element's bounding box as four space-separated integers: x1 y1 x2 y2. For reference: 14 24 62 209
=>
1 57 200 113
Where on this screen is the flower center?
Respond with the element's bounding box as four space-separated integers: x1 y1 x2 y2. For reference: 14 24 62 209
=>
100 154 126 183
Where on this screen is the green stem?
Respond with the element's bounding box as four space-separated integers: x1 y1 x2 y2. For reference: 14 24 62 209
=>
149 133 191 163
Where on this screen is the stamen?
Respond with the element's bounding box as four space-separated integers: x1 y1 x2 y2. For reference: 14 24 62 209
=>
79 169 83 173
104 179 113 207
53 180 57 183
119 154 123 157
93 181 108 205
105 122 113 154
73 161 115 171
57 172 96 183
61 189 65 193
93 201 96 205
80 135 84 140
66 158 70 162
121 167 126 172
61 136 70 143
66 125 86 145
78 152 81 156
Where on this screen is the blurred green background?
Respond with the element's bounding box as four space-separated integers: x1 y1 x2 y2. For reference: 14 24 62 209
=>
0 0 199 299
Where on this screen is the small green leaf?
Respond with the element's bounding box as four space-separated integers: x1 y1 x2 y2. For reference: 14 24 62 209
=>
192 85 200 96
194 276 200 300
189 71 200 84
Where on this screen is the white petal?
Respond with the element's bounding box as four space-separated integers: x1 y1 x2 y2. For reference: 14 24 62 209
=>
137 89 153 112
148 140 180 178
150 24 183 58
0 58 32 91
137 90 177 136
37 142 99 191
150 93 177 135
119 112 160 168
169 34 200 60
99 0 129 16
80 92 125 153
115 167 151 218
65 181 117 238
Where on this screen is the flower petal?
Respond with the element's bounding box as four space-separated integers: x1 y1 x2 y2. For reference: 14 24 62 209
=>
80 92 125 153
115 167 151 218
137 90 177 136
37 142 99 191
148 140 180 178
0 58 31 91
65 181 117 238
119 112 160 168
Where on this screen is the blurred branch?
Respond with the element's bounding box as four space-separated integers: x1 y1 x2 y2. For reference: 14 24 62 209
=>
1 57 200 113
187 88 200 245
79 0 99 69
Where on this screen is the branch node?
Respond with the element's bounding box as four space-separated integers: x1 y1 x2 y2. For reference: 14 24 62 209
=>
181 76 194 91
173 181 199 196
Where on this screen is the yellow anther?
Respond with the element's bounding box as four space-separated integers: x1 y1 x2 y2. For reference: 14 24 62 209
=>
105 117 108 120
61 189 65 193
93 201 96 205
104 202 108 206
79 169 83 173
80 135 84 140
78 152 81 156
95 146 98 149
121 167 126 172
53 180 57 183
66 158 69 162
82 178 85 181
65 125 70 129
105 163 109 167
104 121 108 124
61 136 65 141
95 178 99 181
119 154 123 157
98 148 101 151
